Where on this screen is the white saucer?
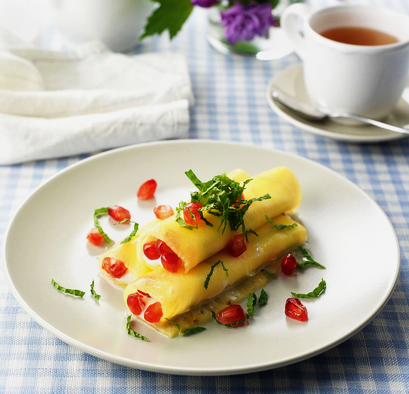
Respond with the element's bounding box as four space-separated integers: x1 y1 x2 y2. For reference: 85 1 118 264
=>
266 65 409 143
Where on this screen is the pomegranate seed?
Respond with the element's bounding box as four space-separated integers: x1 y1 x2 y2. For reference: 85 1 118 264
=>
127 293 145 315
138 290 151 298
86 227 104 245
217 305 248 327
226 234 247 257
153 204 174 220
285 298 308 322
143 241 160 260
155 239 174 255
101 257 128 278
144 302 163 323
183 202 202 227
137 179 157 200
281 253 297 276
161 252 182 273
108 205 131 222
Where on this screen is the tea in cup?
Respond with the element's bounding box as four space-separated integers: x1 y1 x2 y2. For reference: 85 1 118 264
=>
281 4 409 121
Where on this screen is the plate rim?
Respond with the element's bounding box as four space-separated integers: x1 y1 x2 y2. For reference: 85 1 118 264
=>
266 64 407 143
1 139 401 375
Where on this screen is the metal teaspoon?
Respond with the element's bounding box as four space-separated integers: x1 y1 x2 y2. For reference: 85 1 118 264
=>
271 86 409 135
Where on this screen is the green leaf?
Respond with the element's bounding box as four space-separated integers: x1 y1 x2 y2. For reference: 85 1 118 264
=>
166 319 206 336
246 293 257 316
204 260 229 289
291 278 327 299
126 315 148 342
114 219 139 244
265 215 298 230
93 207 112 244
140 0 194 40
210 311 249 328
297 247 326 269
90 280 101 301
259 289 268 306
51 279 85 297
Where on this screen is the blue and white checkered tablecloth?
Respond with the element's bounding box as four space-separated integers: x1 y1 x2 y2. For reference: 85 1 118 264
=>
1 0 409 392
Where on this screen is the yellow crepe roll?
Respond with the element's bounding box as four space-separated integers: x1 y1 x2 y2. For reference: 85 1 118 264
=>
124 214 307 322
137 166 301 274
98 169 250 287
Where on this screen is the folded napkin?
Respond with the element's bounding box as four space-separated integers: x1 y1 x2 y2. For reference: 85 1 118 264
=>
0 39 193 165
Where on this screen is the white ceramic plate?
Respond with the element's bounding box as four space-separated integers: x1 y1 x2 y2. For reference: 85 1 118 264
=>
3 140 400 375
266 65 409 143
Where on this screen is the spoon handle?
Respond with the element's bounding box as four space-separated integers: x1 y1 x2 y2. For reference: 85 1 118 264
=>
330 112 409 135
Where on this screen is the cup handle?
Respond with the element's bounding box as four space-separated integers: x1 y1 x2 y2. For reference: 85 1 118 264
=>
281 3 311 60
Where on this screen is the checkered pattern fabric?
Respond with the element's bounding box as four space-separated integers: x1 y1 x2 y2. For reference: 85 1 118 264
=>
1 0 409 392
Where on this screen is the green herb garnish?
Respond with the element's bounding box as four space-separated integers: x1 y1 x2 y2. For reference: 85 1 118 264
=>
93 207 112 244
90 280 101 300
126 315 148 342
179 170 270 240
114 219 139 244
265 215 298 230
297 247 326 269
259 289 268 306
246 292 257 316
51 279 85 297
210 310 249 328
175 201 199 230
291 278 326 299
165 319 206 336
204 260 229 289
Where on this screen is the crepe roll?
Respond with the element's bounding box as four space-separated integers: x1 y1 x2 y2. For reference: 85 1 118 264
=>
124 214 307 323
137 166 301 274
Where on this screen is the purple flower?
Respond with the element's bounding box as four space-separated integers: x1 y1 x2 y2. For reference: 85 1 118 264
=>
221 2 274 45
191 0 220 8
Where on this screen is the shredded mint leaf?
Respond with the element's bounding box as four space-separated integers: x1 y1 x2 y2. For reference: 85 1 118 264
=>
90 280 101 301
265 215 298 230
179 170 270 240
51 279 85 297
114 219 139 244
291 278 327 299
259 289 268 306
297 247 326 269
126 315 148 342
166 319 206 336
140 0 193 40
247 293 257 316
204 260 229 289
93 207 112 244
210 310 249 328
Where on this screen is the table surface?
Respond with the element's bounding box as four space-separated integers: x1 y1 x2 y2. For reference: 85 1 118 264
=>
1 0 409 392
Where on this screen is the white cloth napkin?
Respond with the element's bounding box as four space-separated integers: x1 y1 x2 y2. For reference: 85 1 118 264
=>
0 40 193 165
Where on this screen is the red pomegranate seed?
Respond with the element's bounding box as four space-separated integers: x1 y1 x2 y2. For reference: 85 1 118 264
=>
281 253 297 276
285 298 308 322
183 202 202 227
161 253 182 273
137 179 157 200
153 204 174 220
138 290 151 298
108 205 131 222
226 234 247 257
144 302 163 323
155 239 174 255
101 257 128 278
143 241 160 260
86 227 104 245
127 293 145 315
216 305 248 327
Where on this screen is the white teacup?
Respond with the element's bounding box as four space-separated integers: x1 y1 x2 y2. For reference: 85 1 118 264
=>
281 4 409 121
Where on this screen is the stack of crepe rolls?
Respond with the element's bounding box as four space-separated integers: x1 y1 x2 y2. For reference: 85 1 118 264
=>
136 166 302 274
121 167 307 337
